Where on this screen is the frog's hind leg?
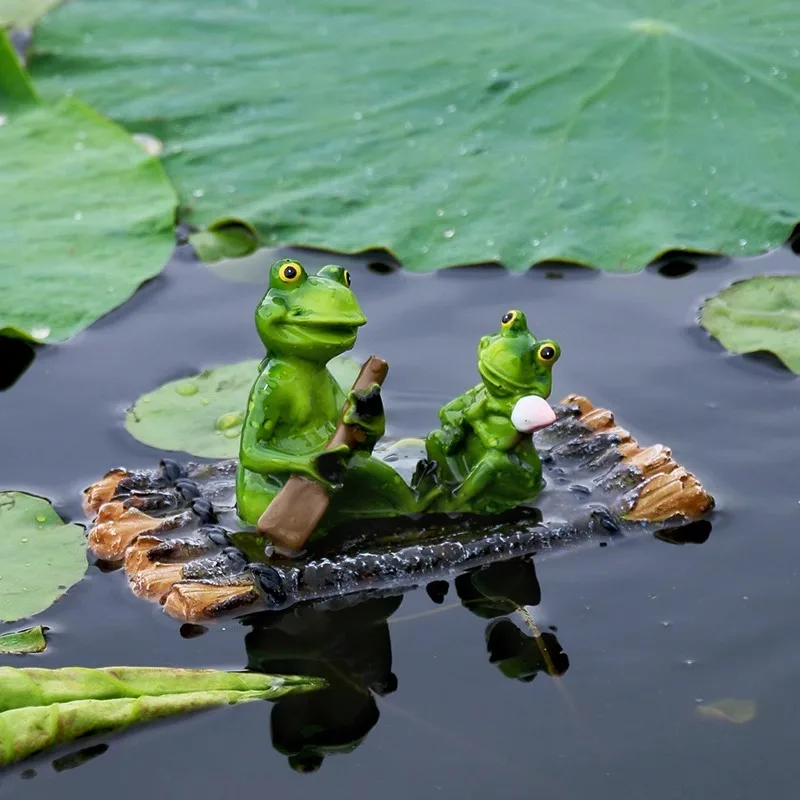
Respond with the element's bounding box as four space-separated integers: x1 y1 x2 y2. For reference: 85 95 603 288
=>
447 451 539 514
329 453 420 519
236 466 282 526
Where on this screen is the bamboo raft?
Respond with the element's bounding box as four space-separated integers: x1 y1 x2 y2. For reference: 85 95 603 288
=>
83 395 714 622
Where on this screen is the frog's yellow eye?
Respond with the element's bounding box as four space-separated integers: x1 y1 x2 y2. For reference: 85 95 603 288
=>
501 310 518 328
536 343 558 364
278 261 303 283
344 269 352 287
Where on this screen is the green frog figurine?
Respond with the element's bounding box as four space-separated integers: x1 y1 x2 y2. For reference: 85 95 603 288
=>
421 309 560 515
236 259 417 529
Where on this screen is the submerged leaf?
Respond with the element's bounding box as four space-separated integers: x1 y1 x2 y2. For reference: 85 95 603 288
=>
29 0 800 271
0 626 47 655
0 666 325 766
0 493 86 623
0 31 177 343
125 356 361 458
695 698 757 724
190 217 261 262
700 276 800 373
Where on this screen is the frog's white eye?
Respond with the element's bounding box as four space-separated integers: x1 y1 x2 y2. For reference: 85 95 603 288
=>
501 310 518 328
278 261 303 283
536 342 559 365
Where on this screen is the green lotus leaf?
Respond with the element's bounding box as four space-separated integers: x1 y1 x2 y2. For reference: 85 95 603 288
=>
0 31 177 343
0 666 325 766
700 276 800 373
0 626 47 655
0 492 86 623
125 355 362 458
29 0 800 271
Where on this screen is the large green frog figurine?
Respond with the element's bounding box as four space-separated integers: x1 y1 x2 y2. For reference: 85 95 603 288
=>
236 259 417 528
421 310 560 515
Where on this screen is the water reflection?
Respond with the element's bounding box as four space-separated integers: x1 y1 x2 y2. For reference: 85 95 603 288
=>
243 556 568 772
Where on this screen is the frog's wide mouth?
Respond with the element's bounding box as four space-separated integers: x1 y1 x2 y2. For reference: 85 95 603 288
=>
281 313 367 340
478 357 539 394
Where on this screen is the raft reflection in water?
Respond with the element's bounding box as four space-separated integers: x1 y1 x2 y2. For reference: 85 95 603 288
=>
244 556 568 773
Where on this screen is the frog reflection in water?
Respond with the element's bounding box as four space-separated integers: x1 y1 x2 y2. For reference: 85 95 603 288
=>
422 309 560 515
236 259 417 529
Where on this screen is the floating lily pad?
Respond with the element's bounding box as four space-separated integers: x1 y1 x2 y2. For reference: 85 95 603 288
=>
700 276 800 373
30 0 800 271
125 356 361 458
0 31 177 343
0 0 60 30
0 666 325 766
696 698 757 724
0 626 47 655
0 493 86 623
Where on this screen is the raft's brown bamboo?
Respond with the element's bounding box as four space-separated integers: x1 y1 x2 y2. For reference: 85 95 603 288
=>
83 392 715 623
256 355 389 551
88 504 189 561
163 582 260 622
83 468 129 515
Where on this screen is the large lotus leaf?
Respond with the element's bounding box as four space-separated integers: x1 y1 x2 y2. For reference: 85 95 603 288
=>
29 0 800 272
0 0 60 29
0 666 325 766
0 32 177 343
700 276 800 373
0 493 86 623
126 356 361 458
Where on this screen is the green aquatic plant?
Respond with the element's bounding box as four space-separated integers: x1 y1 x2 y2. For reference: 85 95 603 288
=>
0 666 325 767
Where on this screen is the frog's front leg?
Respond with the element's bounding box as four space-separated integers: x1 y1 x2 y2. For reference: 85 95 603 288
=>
342 382 385 452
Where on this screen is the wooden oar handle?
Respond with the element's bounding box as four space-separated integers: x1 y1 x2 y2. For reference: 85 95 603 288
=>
255 355 389 551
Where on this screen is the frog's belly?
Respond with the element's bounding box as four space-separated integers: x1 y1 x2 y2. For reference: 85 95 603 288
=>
271 422 336 455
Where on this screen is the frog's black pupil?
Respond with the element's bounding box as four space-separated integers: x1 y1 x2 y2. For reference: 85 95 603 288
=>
502 312 513 324
540 346 555 360
284 265 297 279
344 271 351 286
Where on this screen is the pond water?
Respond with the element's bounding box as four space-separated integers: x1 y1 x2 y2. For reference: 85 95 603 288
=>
1 244 798 798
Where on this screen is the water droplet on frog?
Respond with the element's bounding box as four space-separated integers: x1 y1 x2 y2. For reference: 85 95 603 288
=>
73 211 83 221
531 238 541 247
709 166 717 175
35 514 46 523
435 116 444 126
193 189 205 199
689 199 697 207
175 382 199 397
436 208 444 217
446 104 457 113
443 228 455 239
486 239 495 247
739 238 748 247
353 111 363 121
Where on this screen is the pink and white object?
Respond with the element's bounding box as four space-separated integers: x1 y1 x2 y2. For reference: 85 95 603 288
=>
511 395 556 433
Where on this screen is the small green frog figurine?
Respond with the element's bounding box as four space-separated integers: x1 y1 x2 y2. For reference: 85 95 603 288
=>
422 310 560 515
236 259 417 530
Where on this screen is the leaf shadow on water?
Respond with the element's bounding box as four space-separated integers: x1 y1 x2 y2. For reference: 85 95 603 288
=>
0 337 36 391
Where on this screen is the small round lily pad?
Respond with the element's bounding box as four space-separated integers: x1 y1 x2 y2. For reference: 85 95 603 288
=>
125 356 361 459
0 492 86 623
701 276 800 373
695 698 757 724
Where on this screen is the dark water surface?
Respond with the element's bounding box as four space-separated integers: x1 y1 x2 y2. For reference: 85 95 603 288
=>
1 245 798 799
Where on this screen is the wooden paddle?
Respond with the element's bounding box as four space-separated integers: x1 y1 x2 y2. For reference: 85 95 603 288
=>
256 355 389 551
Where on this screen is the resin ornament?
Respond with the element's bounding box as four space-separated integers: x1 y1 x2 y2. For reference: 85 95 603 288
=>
83 259 715 622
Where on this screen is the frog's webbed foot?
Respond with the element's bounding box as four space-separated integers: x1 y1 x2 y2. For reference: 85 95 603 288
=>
412 458 446 512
